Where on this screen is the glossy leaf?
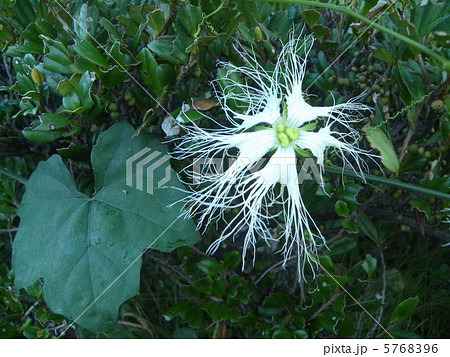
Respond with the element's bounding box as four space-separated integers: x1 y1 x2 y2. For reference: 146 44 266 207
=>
335 200 349 217
72 40 109 68
363 124 399 174
178 6 202 36
390 297 419 324
362 254 377 277
329 237 357 256
197 259 221 277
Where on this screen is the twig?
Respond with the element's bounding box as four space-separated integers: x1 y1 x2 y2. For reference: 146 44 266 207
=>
0 228 18 233
307 291 342 322
23 301 39 319
159 1 178 37
255 257 295 285
365 246 387 338
398 102 424 164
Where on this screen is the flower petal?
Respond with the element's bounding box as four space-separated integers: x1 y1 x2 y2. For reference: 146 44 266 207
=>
234 94 282 129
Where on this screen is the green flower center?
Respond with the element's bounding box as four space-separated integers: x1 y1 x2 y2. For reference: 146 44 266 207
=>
275 122 299 148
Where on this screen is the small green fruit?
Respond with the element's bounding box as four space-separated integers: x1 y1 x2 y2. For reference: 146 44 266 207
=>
431 100 443 111
380 97 389 105
124 92 133 102
409 144 418 153
108 103 118 112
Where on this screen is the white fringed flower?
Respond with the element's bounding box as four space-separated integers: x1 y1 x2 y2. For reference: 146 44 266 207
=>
173 33 374 279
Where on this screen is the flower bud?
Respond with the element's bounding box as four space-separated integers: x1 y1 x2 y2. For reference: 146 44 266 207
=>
31 68 44 86
254 26 263 42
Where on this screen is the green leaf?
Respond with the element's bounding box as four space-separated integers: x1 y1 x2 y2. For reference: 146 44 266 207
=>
22 114 75 143
5 43 43 56
372 48 394 65
301 9 320 27
57 74 79 96
35 19 58 39
272 325 291 338
341 219 359 234
362 254 377 277
138 47 162 97
12 122 199 332
409 198 432 220
258 293 286 317
57 143 90 162
178 110 205 123
335 200 349 217
338 182 363 205
358 213 379 243
390 296 419 324
100 17 121 40
72 40 109 68
400 153 427 172
77 71 95 111
197 259 221 277
73 4 88 41
156 64 175 88
193 276 213 295
293 330 308 339
165 301 191 320
202 300 227 321
267 10 290 37
178 6 202 36
41 36 73 75
97 66 127 89
396 60 426 102
411 1 443 37
10 0 35 30
10 73 36 95
212 277 226 298
363 124 399 174
185 307 205 327
329 237 357 256
147 37 187 65
147 10 165 37
318 310 339 334
319 255 334 272
223 251 241 271
62 91 82 112
311 24 330 38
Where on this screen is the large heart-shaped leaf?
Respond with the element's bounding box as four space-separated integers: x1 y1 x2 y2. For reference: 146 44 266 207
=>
12 122 199 332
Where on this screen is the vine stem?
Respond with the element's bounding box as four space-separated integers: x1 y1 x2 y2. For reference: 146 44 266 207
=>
324 166 450 201
250 0 449 69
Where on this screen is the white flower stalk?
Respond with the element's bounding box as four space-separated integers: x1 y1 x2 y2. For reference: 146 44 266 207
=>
173 33 374 280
